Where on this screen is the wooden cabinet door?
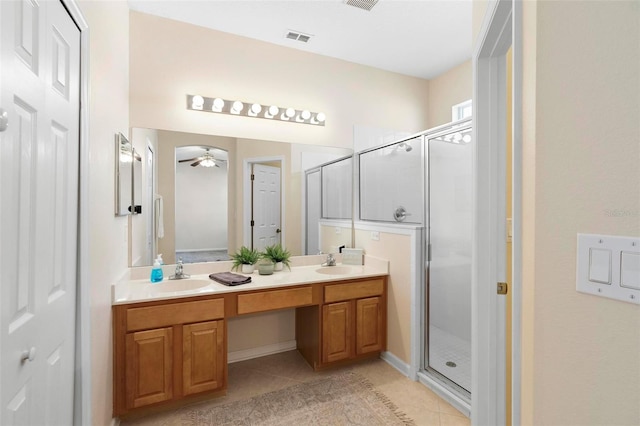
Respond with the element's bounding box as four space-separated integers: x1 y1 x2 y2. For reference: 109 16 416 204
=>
322 302 353 363
125 327 173 409
183 320 225 395
356 297 383 355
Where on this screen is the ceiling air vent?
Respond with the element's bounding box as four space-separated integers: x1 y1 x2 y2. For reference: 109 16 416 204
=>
285 30 313 43
344 0 379 12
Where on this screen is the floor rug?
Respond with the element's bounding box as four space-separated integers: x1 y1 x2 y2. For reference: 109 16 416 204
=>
181 371 415 425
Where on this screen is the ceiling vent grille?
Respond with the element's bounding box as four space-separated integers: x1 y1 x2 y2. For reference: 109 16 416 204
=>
285 30 313 43
344 0 379 12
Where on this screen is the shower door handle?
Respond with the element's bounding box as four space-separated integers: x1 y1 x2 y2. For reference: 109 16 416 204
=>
0 108 8 132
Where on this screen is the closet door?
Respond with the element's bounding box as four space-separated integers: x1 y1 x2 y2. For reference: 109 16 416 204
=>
0 1 81 424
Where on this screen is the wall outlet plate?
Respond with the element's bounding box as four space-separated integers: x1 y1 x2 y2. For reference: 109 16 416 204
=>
342 248 364 265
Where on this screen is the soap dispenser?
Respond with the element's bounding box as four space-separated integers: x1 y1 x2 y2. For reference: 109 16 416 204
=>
150 254 164 283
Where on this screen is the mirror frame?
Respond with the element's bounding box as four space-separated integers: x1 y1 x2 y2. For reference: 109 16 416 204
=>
115 132 133 216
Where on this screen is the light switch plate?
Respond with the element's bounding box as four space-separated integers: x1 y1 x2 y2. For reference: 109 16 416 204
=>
576 234 640 305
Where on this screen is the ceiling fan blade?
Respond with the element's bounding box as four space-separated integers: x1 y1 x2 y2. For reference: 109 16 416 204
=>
179 157 199 163
190 160 202 167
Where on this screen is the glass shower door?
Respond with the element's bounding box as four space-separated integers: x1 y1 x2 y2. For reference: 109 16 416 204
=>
426 124 473 393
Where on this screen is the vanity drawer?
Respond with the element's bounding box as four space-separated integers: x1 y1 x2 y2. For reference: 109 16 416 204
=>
237 287 313 315
324 279 384 303
126 298 225 332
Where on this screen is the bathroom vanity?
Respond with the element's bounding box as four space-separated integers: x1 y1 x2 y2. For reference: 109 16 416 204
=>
112 258 388 417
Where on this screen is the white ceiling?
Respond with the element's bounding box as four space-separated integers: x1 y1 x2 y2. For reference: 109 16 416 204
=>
175 145 229 162
128 0 472 80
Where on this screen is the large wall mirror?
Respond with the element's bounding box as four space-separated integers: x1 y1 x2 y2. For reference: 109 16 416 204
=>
129 128 353 267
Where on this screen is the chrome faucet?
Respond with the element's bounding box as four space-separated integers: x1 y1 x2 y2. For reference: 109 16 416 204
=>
169 258 190 280
321 253 336 267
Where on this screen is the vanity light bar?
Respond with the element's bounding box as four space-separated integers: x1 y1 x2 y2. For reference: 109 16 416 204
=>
186 95 326 126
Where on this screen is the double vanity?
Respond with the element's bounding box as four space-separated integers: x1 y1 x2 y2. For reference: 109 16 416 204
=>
112 255 389 417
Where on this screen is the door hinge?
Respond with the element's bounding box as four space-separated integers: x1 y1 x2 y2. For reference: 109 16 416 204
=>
251 174 255 181
250 220 255 227
497 282 508 295
427 243 432 262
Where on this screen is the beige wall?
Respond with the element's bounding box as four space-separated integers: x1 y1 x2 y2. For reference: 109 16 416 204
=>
227 311 295 353
129 11 430 148
519 1 640 424
354 230 413 364
235 139 293 252
427 60 472 128
320 223 353 255
77 1 130 425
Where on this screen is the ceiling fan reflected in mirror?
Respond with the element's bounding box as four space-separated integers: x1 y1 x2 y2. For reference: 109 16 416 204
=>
178 149 227 168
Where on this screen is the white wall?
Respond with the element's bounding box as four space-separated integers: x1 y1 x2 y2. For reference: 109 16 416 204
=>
77 1 130 425
520 1 640 424
175 161 228 251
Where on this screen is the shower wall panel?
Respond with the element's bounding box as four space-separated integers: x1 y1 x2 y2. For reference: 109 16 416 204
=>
322 157 352 220
359 136 423 223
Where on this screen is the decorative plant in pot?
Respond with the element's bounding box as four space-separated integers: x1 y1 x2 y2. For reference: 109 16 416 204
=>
262 244 292 271
230 246 261 274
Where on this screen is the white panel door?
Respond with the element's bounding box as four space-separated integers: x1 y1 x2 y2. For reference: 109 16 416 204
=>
0 1 80 424
252 164 281 251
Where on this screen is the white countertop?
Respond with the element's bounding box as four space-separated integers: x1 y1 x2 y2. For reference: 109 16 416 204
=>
112 255 389 305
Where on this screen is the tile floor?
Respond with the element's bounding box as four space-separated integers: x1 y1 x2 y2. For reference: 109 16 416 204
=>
121 350 470 426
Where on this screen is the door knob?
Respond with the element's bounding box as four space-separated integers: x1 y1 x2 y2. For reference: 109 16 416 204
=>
0 108 8 132
20 347 36 363
276 228 281 233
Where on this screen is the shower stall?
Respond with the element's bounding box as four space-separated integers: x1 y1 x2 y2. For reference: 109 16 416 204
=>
356 119 473 403
424 121 473 397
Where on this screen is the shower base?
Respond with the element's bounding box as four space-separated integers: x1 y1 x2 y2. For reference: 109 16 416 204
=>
429 325 471 392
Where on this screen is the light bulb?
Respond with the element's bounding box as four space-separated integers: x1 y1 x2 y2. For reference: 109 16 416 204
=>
462 134 471 143
285 108 295 118
316 112 326 122
249 103 262 116
212 98 224 112
231 101 243 114
301 110 311 120
191 95 204 110
265 105 279 119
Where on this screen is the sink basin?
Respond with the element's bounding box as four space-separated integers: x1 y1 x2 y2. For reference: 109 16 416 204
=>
152 279 211 293
316 266 356 275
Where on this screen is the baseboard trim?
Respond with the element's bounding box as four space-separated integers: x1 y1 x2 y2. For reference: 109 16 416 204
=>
380 351 410 377
228 340 297 364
